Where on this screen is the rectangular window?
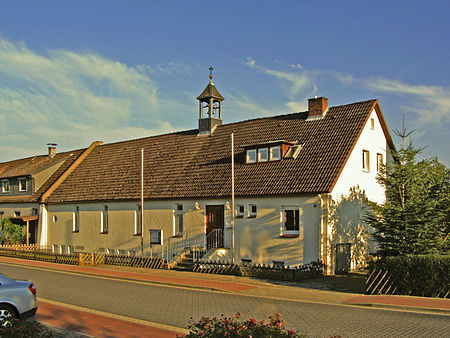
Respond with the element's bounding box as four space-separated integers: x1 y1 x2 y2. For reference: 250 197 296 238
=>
269 146 281 161
370 118 375 130
101 205 108 233
73 206 80 232
249 204 257 218
134 205 142 235
362 150 370 172
175 204 183 235
68 246 74 255
128 250 136 256
246 149 257 163
236 204 245 218
32 208 38 216
14 210 21 217
1 180 9 193
0 211 3 221
258 148 268 162
107 248 116 255
18 178 27 192
150 229 163 245
282 206 300 235
377 153 384 173
118 250 127 256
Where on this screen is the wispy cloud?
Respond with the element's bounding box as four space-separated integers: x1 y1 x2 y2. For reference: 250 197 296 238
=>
362 78 450 124
0 36 176 161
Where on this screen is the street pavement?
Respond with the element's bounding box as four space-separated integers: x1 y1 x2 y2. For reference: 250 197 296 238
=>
0 256 449 337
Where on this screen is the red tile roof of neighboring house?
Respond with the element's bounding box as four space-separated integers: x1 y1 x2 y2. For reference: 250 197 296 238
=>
45 99 390 203
0 149 85 203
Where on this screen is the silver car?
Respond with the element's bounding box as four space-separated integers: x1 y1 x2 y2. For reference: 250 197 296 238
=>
0 273 38 326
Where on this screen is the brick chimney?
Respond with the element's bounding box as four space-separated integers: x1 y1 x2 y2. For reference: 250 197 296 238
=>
47 143 57 159
308 97 328 117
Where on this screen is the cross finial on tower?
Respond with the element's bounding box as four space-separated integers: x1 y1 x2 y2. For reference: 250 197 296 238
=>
209 66 214 83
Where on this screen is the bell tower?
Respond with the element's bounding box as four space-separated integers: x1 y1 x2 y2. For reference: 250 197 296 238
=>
196 67 224 135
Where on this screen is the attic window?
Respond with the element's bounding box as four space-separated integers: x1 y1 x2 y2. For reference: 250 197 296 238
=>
269 146 281 161
284 145 302 159
1 180 9 193
18 178 27 192
258 148 268 162
246 149 257 163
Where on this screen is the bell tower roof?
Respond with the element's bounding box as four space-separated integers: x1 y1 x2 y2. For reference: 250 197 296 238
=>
196 67 224 101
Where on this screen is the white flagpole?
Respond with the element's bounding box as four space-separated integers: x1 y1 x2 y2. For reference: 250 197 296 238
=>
231 133 235 264
141 148 144 256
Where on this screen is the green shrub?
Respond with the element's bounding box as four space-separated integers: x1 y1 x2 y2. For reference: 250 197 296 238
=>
0 319 53 337
1 218 24 244
183 313 305 337
370 254 450 297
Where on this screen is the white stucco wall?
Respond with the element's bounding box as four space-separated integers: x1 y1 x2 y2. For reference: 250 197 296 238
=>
43 194 322 267
331 108 391 204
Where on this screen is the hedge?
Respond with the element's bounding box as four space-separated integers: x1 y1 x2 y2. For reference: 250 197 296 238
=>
369 254 450 298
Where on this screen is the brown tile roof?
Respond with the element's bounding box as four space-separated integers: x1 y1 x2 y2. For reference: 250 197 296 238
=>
46 99 385 203
196 83 224 101
0 149 85 203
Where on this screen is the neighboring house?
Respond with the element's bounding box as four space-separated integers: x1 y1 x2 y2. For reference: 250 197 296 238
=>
0 143 101 245
34 75 394 271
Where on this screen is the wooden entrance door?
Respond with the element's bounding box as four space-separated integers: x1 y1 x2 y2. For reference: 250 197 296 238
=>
206 205 224 250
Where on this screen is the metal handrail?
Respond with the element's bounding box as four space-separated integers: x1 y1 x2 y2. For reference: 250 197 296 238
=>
206 228 223 250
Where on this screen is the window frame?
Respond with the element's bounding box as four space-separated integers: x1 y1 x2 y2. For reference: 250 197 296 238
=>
281 205 300 236
236 204 245 218
100 205 109 233
73 206 80 232
246 149 257 163
370 118 375 130
18 177 27 192
248 204 257 218
362 150 370 172
258 148 268 162
377 153 384 173
1 180 9 193
269 146 281 161
134 205 142 235
174 204 183 236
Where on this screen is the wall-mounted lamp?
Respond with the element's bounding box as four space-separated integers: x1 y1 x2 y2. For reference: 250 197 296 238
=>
225 201 231 210
194 202 200 210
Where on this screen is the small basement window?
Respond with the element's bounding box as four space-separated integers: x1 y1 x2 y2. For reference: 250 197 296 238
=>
246 149 257 163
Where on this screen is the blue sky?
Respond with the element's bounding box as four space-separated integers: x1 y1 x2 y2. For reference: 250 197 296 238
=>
0 1 449 164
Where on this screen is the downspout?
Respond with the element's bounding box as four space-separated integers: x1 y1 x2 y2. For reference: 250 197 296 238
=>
319 193 330 275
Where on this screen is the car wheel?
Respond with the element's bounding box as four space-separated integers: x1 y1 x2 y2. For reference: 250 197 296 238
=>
0 304 17 327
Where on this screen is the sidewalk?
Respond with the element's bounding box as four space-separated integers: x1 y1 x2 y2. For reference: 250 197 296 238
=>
1 256 449 316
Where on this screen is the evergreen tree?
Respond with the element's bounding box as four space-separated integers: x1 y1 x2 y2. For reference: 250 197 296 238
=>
366 127 449 256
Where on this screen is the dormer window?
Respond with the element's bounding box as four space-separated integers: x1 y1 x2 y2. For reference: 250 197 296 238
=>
258 148 268 162
18 178 27 192
1 180 9 193
270 146 281 161
246 149 257 163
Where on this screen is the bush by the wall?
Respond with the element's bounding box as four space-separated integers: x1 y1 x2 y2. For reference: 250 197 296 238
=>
0 319 53 338
369 254 450 297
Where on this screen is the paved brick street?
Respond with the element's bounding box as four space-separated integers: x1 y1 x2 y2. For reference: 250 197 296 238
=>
1 261 449 337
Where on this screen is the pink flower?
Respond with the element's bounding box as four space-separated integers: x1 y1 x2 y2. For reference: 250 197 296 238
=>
199 330 204 336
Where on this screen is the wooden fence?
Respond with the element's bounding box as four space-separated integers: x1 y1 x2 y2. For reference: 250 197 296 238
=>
0 247 79 265
366 268 449 298
193 260 324 281
0 246 165 270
